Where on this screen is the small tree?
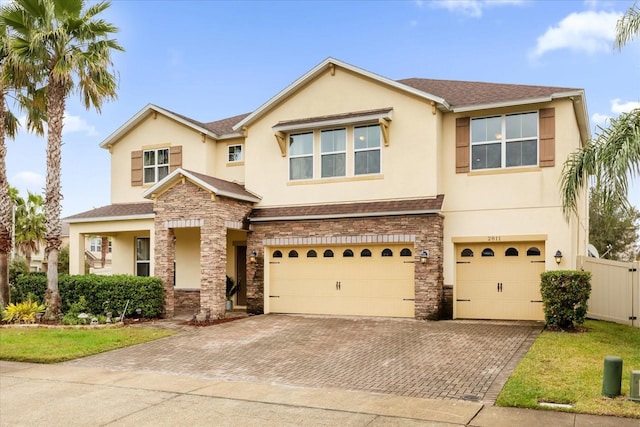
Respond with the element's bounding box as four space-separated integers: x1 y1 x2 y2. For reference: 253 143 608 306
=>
540 271 591 330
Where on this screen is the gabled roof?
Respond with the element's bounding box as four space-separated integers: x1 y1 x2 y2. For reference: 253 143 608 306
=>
99 105 249 149
233 58 450 131
142 168 261 203
65 202 155 223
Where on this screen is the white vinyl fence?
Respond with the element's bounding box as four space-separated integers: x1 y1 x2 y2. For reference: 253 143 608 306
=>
577 256 639 328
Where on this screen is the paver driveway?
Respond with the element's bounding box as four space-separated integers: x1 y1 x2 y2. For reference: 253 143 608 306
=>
66 314 540 403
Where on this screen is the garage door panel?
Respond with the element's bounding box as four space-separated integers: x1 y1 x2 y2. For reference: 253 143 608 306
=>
268 244 415 318
456 241 545 321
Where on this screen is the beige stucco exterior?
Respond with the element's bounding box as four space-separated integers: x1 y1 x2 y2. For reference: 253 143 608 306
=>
66 58 590 320
243 67 439 207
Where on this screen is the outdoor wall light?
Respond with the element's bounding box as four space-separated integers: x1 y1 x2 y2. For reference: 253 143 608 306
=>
554 250 563 265
420 250 429 264
250 250 257 263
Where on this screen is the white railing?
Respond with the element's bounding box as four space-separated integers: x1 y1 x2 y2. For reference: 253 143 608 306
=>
577 256 639 328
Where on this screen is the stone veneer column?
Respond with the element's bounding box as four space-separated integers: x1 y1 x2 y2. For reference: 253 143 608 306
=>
414 215 444 320
199 216 227 318
154 223 175 318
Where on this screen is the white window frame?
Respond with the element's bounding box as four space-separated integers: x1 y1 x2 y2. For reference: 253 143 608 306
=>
288 132 314 181
320 128 347 178
135 237 150 277
353 124 382 176
228 144 243 163
143 148 169 184
470 112 539 171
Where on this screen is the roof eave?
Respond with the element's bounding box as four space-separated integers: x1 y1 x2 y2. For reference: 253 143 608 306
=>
250 209 441 222
99 104 219 150
233 58 450 131
67 214 155 224
451 90 586 113
143 168 261 203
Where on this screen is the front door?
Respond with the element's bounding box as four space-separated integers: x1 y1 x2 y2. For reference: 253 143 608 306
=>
236 245 247 306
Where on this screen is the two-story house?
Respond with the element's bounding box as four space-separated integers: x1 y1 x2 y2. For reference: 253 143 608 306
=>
65 58 590 321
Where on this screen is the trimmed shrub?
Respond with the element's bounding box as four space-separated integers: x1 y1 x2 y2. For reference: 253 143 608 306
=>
540 270 591 330
10 274 164 318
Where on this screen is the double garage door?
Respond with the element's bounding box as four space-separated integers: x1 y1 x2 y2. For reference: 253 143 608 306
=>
456 241 546 321
268 244 415 318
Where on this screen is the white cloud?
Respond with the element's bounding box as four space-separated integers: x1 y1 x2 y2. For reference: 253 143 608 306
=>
63 114 98 136
530 10 620 58
12 171 45 192
610 98 640 114
429 0 523 18
591 112 611 126
17 113 98 136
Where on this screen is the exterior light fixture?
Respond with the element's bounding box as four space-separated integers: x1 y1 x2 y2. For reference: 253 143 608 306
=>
250 250 257 263
554 250 563 265
420 250 429 264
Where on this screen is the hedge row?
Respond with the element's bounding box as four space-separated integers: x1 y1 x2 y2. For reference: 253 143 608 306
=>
540 270 591 330
10 274 164 318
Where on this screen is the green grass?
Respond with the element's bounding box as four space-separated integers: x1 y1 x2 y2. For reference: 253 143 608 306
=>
0 326 175 363
497 319 640 418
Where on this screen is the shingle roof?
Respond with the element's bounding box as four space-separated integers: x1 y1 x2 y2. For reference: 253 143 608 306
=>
203 113 250 135
64 202 154 221
274 108 393 128
398 78 579 108
250 196 444 221
181 169 260 201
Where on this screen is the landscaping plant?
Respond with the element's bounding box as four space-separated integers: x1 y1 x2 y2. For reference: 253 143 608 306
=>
2 299 45 324
540 270 591 330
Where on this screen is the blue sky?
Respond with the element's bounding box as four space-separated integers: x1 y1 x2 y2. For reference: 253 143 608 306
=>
4 0 640 217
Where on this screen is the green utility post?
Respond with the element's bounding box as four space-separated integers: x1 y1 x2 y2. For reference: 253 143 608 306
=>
602 356 623 397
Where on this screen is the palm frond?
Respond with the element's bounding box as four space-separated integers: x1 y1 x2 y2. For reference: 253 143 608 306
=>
615 2 640 50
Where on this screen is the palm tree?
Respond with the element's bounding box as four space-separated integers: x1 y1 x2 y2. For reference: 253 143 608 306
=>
561 5 640 217
0 23 45 307
1 0 123 319
13 191 45 270
615 2 640 50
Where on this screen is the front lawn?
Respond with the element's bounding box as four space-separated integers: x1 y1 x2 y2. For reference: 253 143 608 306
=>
0 326 175 363
497 319 640 418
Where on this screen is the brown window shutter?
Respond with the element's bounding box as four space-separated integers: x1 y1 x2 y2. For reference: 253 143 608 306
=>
456 117 470 173
170 145 182 172
131 150 142 186
539 108 555 167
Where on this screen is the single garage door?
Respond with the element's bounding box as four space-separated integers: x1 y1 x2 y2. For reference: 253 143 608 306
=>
268 244 415 318
456 241 545 320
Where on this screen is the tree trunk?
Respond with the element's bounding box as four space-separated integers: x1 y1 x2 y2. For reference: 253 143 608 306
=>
0 88 11 307
43 79 66 320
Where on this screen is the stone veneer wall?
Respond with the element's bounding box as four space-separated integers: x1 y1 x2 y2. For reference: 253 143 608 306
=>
153 180 253 318
247 214 444 320
174 289 201 312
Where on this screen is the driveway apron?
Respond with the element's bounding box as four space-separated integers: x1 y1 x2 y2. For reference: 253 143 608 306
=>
65 314 540 404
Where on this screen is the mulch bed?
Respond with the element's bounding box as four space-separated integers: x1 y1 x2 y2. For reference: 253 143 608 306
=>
180 316 247 327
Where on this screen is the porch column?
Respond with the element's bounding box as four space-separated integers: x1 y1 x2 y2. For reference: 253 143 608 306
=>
200 218 226 318
155 224 175 318
69 230 85 274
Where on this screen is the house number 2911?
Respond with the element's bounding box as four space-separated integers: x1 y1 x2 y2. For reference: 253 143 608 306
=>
487 236 501 242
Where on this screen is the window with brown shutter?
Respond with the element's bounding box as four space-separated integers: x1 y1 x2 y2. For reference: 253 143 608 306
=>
131 150 142 186
169 145 182 171
539 108 555 167
456 117 470 173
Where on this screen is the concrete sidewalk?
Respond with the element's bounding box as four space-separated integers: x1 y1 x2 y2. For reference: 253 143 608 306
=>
1 361 637 427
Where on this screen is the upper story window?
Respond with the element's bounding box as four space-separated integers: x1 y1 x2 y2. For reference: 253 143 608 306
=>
143 148 169 183
354 125 381 175
321 128 346 178
228 145 243 162
288 124 381 181
289 132 314 180
471 112 538 170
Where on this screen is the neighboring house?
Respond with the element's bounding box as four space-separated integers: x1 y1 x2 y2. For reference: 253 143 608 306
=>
65 58 590 321
23 221 70 272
